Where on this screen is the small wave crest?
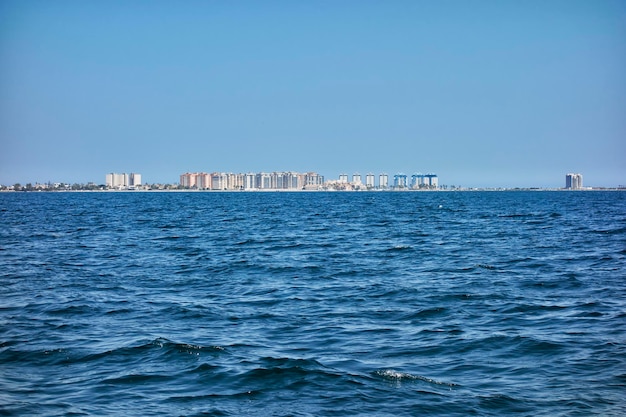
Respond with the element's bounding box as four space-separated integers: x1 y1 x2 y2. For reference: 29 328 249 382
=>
384 244 413 252
373 369 458 387
76 338 228 365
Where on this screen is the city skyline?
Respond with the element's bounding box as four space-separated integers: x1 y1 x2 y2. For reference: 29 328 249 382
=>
4 169 623 190
1 1 624 188
5 168 626 190
178 170 439 190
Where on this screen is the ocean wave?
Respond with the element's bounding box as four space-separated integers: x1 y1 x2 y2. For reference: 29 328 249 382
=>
372 369 458 387
2 191 625 417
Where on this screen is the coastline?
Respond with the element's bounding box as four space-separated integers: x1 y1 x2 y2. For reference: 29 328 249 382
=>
1 187 625 193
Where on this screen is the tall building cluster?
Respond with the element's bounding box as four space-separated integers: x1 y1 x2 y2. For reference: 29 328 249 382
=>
106 173 142 189
333 172 438 190
180 171 325 190
565 173 583 190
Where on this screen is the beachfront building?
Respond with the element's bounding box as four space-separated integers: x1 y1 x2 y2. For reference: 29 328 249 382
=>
179 172 214 189
244 173 256 190
269 172 301 190
180 172 210 189
566 173 583 190
411 173 425 189
283 172 302 189
180 172 195 188
195 173 210 189
379 173 388 189
210 172 227 190
394 174 408 189
425 173 439 188
179 170 441 191
304 172 324 190
227 173 244 190
128 173 141 187
179 171 321 190
255 172 272 189
366 173 375 188
106 172 142 189
106 173 126 188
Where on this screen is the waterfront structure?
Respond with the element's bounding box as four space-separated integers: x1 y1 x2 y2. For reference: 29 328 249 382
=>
178 170 440 191
211 172 226 190
256 172 272 189
411 173 425 189
244 173 255 190
106 173 125 188
106 172 142 189
128 173 141 187
379 173 388 189
180 172 199 188
566 173 583 190
366 173 375 188
425 173 438 188
179 171 322 190
196 173 210 189
394 174 408 189
304 172 324 190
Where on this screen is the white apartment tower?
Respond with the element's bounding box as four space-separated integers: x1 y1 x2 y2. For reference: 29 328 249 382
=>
425 173 438 188
566 173 583 190
379 173 388 188
128 173 141 187
244 173 256 190
106 172 142 188
106 173 126 188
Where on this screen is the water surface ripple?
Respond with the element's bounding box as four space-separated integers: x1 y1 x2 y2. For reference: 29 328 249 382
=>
1 191 625 416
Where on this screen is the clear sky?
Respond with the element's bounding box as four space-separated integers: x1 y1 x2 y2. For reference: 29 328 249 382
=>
1 0 624 188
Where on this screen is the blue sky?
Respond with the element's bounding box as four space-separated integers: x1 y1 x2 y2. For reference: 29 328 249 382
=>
1 0 624 188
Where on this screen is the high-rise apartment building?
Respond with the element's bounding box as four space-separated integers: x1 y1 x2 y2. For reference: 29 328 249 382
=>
566 173 583 189
394 174 408 188
425 173 438 188
128 173 141 187
106 172 141 189
178 170 441 191
411 173 424 189
211 172 226 190
256 172 272 189
196 173 210 189
244 173 256 190
180 172 197 188
282 172 301 189
304 172 324 190
178 171 318 190
106 173 124 188
379 173 388 188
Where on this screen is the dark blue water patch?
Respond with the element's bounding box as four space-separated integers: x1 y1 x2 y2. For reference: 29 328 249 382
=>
1 191 625 416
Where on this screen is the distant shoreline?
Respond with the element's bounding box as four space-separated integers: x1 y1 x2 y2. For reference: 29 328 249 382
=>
1 187 625 193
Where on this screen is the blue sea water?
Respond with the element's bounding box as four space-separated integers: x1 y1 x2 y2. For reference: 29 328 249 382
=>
1 191 625 416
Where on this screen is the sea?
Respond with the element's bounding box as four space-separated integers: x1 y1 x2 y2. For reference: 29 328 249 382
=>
1 190 625 416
